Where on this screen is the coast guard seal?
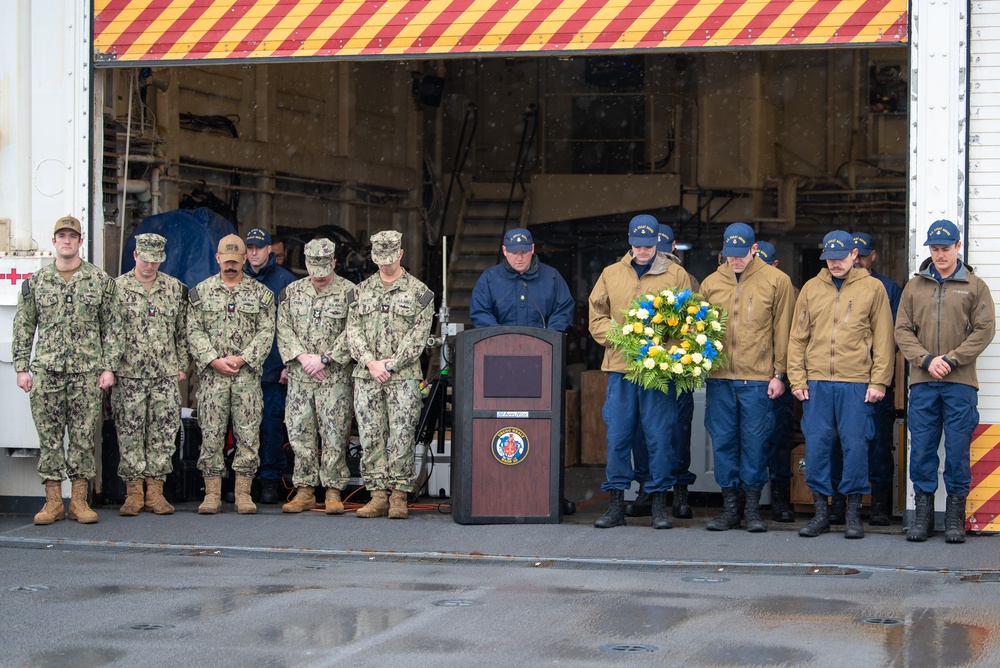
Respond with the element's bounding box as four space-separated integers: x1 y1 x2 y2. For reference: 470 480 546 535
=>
492 427 529 466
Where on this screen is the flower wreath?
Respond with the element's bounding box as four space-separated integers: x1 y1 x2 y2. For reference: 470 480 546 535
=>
605 288 729 395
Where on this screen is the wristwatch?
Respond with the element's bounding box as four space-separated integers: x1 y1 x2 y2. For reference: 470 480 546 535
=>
773 373 785 381
320 355 330 366
385 360 394 372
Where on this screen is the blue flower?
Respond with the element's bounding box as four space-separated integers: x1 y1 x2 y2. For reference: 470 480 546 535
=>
638 343 650 356
696 306 708 320
639 299 654 313
704 345 718 361
676 289 692 305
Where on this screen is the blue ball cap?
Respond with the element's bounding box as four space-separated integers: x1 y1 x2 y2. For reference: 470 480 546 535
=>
245 228 272 247
502 228 533 252
755 241 777 264
721 223 755 257
923 219 961 246
628 214 659 247
852 232 873 256
820 230 855 260
656 224 675 253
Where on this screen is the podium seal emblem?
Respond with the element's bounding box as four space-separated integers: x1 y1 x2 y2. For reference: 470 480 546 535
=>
492 427 529 465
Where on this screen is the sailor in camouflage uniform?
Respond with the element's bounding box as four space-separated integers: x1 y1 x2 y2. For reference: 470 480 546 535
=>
276 239 355 515
346 230 434 519
110 234 190 517
187 234 275 515
13 215 117 525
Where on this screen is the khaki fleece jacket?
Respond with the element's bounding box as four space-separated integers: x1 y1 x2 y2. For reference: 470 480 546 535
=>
787 267 895 392
589 251 693 374
699 257 794 381
895 259 996 390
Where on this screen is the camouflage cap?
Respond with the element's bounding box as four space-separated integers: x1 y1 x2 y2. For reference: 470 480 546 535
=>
217 234 247 263
370 230 403 265
135 233 167 263
54 215 82 236
305 238 336 278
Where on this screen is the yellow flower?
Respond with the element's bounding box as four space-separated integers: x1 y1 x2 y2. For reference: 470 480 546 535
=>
681 341 691 350
648 345 662 356
653 296 663 309
668 345 679 355
696 321 705 332
680 324 689 335
680 354 692 365
667 316 679 327
687 306 698 315
632 322 644 333
652 337 661 346
652 312 663 324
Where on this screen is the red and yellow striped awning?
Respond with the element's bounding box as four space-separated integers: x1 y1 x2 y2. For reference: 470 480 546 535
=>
93 0 908 65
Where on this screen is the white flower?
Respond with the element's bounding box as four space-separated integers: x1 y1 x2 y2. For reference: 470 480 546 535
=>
701 301 710 307
711 321 722 331
628 309 637 318
715 341 724 351
645 293 655 301
703 360 713 370
692 352 703 364
644 327 655 337
696 333 708 345
692 366 702 376
711 309 719 318
637 308 650 320
659 362 669 371
665 293 676 304
643 358 656 369
622 324 632 335
671 363 684 374
686 316 694 324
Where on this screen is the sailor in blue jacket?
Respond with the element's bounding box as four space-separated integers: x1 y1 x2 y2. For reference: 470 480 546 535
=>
469 228 574 332
244 228 297 503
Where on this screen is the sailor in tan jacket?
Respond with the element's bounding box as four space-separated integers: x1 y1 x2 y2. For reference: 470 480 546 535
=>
699 224 794 534
788 230 894 540
588 215 693 530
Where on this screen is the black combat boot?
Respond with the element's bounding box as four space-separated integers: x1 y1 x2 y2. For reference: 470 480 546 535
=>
260 480 279 505
706 487 740 531
829 492 846 525
944 494 967 544
672 484 693 519
844 494 864 539
869 486 892 526
651 491 672 530
594 489 627 529
625 482 651 517
799 491 831 537
769 479 795 522
744 488 767 533
906 491 936 542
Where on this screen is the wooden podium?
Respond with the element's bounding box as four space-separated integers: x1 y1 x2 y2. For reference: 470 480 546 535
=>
451 327 564 524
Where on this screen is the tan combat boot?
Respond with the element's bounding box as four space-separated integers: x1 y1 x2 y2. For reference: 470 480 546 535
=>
119 480 144 516
281 486 316 513
233 475 257 514
198 476 222 514
324 488 344 515
66 478 98 524
355 490 389 518
388 489 409 519
33 480 65 525
144 477 175 515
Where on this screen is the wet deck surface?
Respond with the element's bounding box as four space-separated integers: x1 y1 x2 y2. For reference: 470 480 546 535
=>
3 467 999 667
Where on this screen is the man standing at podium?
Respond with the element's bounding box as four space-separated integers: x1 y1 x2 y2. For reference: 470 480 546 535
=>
469 227 574 332
589 215 693 530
